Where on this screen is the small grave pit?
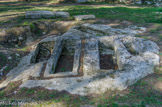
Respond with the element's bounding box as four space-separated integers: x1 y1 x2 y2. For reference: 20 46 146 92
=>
55 47 74 73
99 43 118 70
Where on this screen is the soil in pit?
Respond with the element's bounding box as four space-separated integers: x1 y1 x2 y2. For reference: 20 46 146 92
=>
55 49 74 73
36 46 51 63
100 54 118 70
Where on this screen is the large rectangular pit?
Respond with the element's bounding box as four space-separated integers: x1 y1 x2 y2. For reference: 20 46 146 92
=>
55 48 74 73
43 39 82 78
31 41 55 63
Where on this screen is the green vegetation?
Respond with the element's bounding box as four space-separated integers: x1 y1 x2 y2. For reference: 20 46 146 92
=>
0 53 7 68
135 35 149 39
159 34 162 40
0 72 161 106
22 21 31 26
0 1 162 27
0 91 5 98
155 66 162 74
68 6 162 23
16 46 31 52
29 23 36 32
60 67 65 72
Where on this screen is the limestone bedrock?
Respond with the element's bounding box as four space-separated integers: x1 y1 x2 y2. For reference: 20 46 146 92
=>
0 23 159 96
25 11 70 19
74 15 96 21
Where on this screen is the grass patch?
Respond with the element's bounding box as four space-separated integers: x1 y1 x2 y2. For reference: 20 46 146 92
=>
67 6 162 23
0 53 7 68
135 35 149 39
0 91 5 98
155 66 162 74
159 34 162 40
0 79 162 106
16 45 32 52
0 2 162 27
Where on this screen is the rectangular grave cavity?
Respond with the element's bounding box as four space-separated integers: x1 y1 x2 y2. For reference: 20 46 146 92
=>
99 43 118 70
31 41 55 63
55 46 74 73
43 39 81 77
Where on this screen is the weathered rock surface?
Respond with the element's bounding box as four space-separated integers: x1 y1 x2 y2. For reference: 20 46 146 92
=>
0 23 160 96
76 0 88 3
26 11 55 19
155 3 162 7
25 11 70 19
74 15 95 21
80 23 146 36
55 11 70 18
83 38 100 76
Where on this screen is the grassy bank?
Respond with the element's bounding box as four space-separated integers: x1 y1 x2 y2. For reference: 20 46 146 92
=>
0 1 162 27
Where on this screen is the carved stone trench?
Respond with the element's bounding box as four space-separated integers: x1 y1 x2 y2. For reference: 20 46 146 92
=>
29 34 119 80
0 23 160 95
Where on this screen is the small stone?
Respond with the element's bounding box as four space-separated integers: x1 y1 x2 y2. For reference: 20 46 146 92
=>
135 1 142 4
155 3 159 7
14 91 17 94
0 66 7 73
154 3 162 7
80 105 96 107
0 29 6 36
76 0 88 3
7 56 12 60
18 36 23 40
25 11 70 19
16 53 20 57
54 11 70 18
15 45 19 48
25 11 55 19
146 1 152 5
155 12 162 14
42 32 46 35
74 15 95 21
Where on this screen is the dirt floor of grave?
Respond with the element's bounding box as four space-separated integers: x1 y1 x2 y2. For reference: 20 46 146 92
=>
100 54 118 70
0 1 162 107
55 54 74 73
55 47 74 73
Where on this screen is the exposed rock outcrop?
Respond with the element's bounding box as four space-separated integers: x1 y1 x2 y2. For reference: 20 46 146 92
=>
0 23 159 96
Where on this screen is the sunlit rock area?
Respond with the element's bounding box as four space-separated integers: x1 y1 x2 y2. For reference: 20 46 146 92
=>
0 23 159 95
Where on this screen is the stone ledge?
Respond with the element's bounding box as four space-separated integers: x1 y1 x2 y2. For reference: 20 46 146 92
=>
74 15 95 21
25 11 70 19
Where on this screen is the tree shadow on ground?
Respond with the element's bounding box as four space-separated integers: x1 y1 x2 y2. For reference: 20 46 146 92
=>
0 5 33 13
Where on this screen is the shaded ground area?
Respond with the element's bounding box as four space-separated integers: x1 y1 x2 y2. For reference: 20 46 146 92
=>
0 1 161 107
0 51 25 84
0 1 162 28
55 54 74 73
100 54 118 70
